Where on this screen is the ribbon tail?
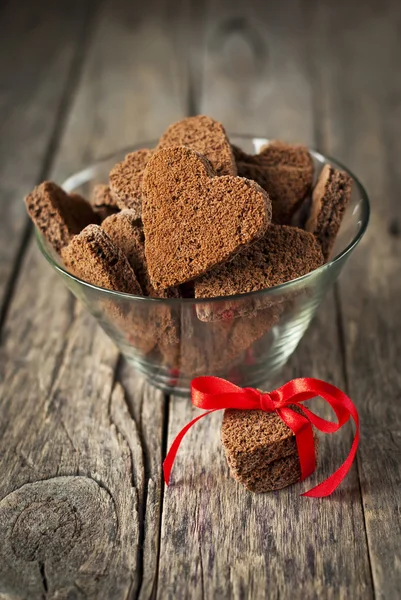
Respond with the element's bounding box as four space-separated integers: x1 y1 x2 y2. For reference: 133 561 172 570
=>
302 422 360 498
274 378 360 497
163 409 218 486
277 407 316 481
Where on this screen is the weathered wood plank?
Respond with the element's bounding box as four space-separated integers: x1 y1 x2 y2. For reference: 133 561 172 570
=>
51 0 188 181
0 304 138 598
159 298 372 600
157 1 373 598
0 0 187 597
198 0 314 143
0 0 97 319
313 1 401 597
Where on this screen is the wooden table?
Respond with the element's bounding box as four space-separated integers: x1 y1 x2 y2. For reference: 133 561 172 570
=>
0 0 400 598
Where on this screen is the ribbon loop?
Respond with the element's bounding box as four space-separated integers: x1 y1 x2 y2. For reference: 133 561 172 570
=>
163 377 360 499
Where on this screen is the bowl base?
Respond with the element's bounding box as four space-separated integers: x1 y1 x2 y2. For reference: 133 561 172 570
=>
125 355 285 397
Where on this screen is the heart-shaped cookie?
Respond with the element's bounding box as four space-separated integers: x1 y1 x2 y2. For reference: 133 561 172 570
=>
305 164 352 261
158 115 236 176
25 181 98 254
221 407 319 493
92 184 120 221
195 224 324 300
142 146 271 290
101 209 179 298
109 148 153 213
234 141 314 225
61 224 142 295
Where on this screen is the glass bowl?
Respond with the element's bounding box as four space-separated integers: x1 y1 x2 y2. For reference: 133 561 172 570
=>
35 136 369 396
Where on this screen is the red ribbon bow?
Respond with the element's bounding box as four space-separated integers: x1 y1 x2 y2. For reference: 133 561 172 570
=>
163 376 360 498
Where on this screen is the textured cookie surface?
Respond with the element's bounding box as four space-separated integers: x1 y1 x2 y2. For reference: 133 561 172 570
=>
230 452 302 493
158 115 236 176
61 224 142 295
25 181 97 254
142 146 271 290
195 224 324 299
222 407 318 493
92 184 120 221
109 149 153 212
102 210 178 298
305 164 352 260
61 225 171 355
222 409 298 468
235 142 314 225
258 141 313 169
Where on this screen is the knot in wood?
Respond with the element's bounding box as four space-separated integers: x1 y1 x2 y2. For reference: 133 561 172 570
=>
12 499 79 561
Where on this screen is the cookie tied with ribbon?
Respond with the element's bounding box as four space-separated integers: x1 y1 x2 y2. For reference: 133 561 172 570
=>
221 406 319 493
163 377 360 498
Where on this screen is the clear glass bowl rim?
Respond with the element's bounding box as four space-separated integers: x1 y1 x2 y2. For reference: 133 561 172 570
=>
35 135 370 305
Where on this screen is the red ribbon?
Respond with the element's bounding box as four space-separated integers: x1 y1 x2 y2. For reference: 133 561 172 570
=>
163 377 360 498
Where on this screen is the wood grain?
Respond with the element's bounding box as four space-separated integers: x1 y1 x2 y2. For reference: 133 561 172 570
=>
157 0 373 598
198 0 314 142
1 0 400 597
51 0 188 181
0 0 97 320
0 305 138 597
0 0 187 597
159 307 373 599
312 1 401 597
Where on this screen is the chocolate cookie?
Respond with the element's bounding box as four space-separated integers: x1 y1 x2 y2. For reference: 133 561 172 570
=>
235 142 314 225
305 164 352 261
109 149 153 213
101 210 180 348
195 225 324 301
92 184 120 221
158 115 236 176
61 224 142 295
258 141 313 169
160 306 279 376
25 181 97 254
230 452 303 493
101 210 179 298
177 317 239 375
221 407 318 493
61 224 166 353
142 146 271 290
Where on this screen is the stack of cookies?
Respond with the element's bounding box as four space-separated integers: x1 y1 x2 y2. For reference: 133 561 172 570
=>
25 115 352 373
221 407 319 492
